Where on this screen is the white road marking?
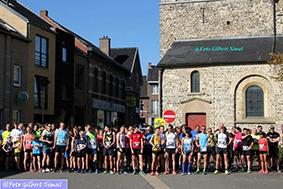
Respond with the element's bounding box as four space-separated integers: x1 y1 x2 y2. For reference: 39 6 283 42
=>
142 175 171 189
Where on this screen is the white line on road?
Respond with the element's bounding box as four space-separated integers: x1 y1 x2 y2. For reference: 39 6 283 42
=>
142 175 171 189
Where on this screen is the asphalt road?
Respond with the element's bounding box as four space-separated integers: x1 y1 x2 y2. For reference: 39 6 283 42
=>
0 171 282 189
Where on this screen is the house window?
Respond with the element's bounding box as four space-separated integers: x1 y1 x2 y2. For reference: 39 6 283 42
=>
152 84 159 95
246 85 264 117
191 71 200 93
34 76 48 109
151 100 158 115
13 65 21 87
35 35 48 67
12 110 20 122
62 47 67 63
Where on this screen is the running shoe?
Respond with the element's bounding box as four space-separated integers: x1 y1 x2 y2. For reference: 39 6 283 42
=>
259 169 264 174
225 170 230 175
247 170 252 174
163 171 169 175
214 170 219 175
132 170 137 175
110 171 115 175
181 172 185 176
195 169 201 175
103 170 108 174
187 172 191 175
203 171 207 175
264 170 269 174
139 171 145 176
151 172 155 176
172 171 177 176
42 169 46 173
155 172 159 176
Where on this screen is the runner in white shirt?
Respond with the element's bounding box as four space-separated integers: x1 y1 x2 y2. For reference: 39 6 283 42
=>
214 124 232 175
164 125 178 175
116 126 127 174
11 123 24 170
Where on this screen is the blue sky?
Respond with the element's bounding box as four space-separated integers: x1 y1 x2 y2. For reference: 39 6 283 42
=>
19 0 160 74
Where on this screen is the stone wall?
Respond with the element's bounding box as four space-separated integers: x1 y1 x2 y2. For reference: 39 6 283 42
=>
160 0 283 57
162 63 283 132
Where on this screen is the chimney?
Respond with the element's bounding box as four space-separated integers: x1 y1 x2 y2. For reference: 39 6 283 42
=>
5 0 17 5
99 36 111 56
40 10 48 17
148 63 152 69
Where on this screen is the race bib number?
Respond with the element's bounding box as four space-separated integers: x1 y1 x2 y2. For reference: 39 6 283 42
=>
105 141 111 147
26 140 32 144
90 140 97 149
259 144 264 150
235 140 241 144
134 142 140 147
58 139 66 145
200 146 207 152
243 146 249 151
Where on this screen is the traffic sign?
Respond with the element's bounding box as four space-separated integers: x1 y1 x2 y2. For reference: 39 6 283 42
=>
154 118 166 128
163 110 176 123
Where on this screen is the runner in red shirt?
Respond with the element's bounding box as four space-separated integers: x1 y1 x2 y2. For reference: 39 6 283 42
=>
23 126 34 172
258 132 269 174
129 125 145 175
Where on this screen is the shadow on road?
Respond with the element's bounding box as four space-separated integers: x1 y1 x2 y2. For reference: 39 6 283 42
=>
0 171 22 179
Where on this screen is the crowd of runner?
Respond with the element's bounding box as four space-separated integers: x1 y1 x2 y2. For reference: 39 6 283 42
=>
0 122 282 176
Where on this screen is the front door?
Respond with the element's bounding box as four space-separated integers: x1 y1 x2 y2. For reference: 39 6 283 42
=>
186 113 206 130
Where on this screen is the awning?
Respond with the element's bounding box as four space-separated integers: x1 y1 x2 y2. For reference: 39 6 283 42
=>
158 36 283 68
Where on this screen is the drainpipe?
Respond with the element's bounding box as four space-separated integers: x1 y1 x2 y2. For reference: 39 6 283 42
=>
159 68 164 117
272 0 277 52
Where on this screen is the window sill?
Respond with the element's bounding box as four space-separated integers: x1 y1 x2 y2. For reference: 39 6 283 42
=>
13 84 21 88
188 92 205 96
235 117 276 124
35 65 48 69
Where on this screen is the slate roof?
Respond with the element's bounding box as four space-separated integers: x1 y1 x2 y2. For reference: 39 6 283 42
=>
0 0 54 33
148 66 159 81
158 35 283 68
140 76 148 99
110 48 137 72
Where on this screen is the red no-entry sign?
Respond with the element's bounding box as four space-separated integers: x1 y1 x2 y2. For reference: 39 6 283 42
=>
163 110 176 123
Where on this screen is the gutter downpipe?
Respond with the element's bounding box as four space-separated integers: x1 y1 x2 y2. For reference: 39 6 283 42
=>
159 68 164 118
272 0 277 53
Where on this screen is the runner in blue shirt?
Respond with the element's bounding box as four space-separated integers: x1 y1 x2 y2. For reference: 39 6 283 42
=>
32 139 43 172
196 126 208 175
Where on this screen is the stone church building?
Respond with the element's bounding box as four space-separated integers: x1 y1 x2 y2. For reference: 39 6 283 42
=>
158 0 283 131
